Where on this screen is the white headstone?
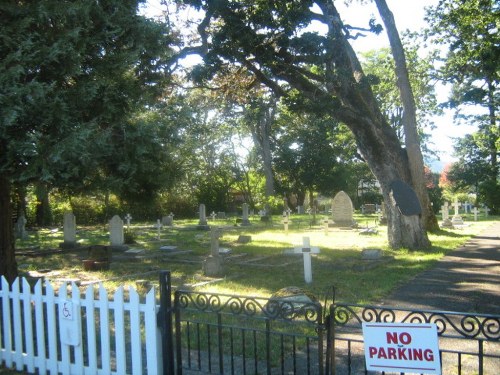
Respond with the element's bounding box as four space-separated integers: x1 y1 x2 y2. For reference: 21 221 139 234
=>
124 213 132 229
323 217 329 235
63 211 76 244
282 215 290 234
109 215 124 246
241 203 251 226
331 191 354 226
473 207 478 221
14 215 28 240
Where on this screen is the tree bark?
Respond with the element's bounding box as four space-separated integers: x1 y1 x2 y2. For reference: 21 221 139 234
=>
374 0 439 232
0 175 18 283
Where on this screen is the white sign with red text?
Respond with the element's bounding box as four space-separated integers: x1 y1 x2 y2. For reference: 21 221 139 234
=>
362 322 441 374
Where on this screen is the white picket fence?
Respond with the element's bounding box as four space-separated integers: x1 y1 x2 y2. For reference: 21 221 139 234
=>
0 276 162 374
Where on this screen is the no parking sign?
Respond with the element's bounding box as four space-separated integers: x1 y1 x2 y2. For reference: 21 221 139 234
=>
362 322 441 374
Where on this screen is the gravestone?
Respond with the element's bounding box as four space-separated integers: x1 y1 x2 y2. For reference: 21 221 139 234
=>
210 211 217 221
109 215 125 249
241 203 251 226
202 227 223 276
363 204 376 214
323 217 329 235
197 204 209 230
60 211 78 249
473 207 478 221
451 199 464 226
282 215 290 235
162 213 174 226
331 191 354 227
440 202 453 228
292 237 320 283
361 248 382 260
14 215 28 240
297 205 304 214
154 219 162 240
217 212 226 219
484 206 490 217
124 213 132 229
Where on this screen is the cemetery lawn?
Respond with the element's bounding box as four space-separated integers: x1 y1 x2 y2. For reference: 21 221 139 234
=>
14 214 497 304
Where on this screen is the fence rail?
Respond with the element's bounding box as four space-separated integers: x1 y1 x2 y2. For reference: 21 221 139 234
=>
0 276 161 375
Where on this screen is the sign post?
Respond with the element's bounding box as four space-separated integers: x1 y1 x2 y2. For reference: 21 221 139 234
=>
362 323 441 374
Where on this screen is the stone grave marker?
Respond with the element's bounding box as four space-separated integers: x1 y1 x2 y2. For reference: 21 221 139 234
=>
210 211 217 221
331 191 354 227
282 215 290 235
14 215 28 240
441 202 453 228
154 219 162 240
323 217 329 235
198 204 209 229
292 237 320 284
109 215 125 248
60 211 78 249
473 207 478 221
363 204 376 214
484 206 490 217
297 205 304 214
241 203 251 226
451 199 464 226
124 213 132 229
217 212 226 219
202 227 223 276
162 213 174 226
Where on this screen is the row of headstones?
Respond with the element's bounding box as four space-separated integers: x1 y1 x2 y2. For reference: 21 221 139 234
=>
440 200 490 227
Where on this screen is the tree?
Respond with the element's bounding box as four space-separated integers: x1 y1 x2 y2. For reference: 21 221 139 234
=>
374 0 438 231
0 0 173 281
174 0 430 249
425 0 499 205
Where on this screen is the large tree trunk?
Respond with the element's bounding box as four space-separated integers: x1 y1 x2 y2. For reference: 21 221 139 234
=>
374 0 439 232
35 183 52 226
249 100 276 198
0 175 18 282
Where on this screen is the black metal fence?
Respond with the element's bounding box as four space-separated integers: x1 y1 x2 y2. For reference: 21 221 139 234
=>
330 303 500 375
158 272 500 375
172 288 324 375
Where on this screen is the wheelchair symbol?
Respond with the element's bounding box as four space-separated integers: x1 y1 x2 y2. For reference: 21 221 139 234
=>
62 302 72 319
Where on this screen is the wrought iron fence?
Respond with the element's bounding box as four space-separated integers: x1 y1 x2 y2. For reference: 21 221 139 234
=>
330 303 500 375
173 289 325 375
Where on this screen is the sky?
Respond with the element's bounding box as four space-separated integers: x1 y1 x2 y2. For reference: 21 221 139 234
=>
143 0 478 172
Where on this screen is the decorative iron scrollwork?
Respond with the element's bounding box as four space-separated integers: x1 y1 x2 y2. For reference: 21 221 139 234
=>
175 290 322 323
332 303 500 341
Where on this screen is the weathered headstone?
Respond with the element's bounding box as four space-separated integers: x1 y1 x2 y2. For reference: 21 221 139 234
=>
109 215 125 249
60 211 78 249
14 215 28 240
210 211 217 221
441 202 453 228
331 191 354 227
202 227 223 276
197 204 209 230
241 203 251 226
297 205 304 214
323 217 329 235
363 204 376 214
484 206 490 217
162 213 174 226
217 211 226 219
473 207 479 221
154 219 162 240
451 199 464 226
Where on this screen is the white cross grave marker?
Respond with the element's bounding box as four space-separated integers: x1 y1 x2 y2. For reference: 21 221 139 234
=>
293 237 320 283
282 215 290 235
210 211 217 221
154 219 162 240
124 213 132 229
323 217 329 235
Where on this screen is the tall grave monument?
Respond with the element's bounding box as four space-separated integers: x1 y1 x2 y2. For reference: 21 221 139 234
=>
331 191 354 227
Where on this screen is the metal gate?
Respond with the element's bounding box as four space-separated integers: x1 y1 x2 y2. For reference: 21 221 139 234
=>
158 271 500 375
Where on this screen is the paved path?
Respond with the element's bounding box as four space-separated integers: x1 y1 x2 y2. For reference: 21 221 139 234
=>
382 221 500 315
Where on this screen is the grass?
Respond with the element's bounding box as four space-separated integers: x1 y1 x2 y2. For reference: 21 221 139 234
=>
14 213 497 305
